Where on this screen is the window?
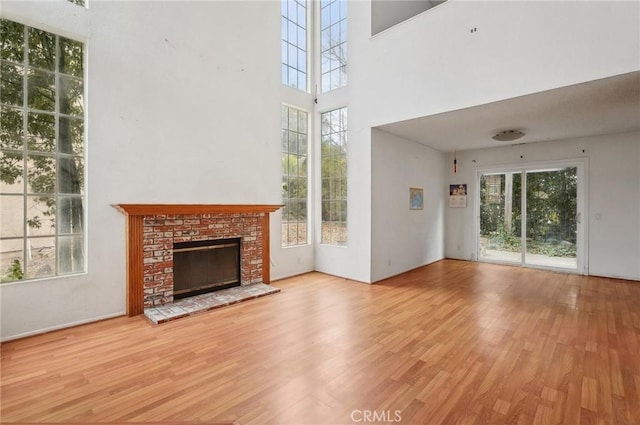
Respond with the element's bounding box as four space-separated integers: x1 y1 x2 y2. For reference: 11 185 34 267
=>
281 106 308 246
281 0 307 91
1 19 85 282
321 107 347 245
320 0 347 93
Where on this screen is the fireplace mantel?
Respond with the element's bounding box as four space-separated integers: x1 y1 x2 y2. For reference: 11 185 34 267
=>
114 204 282 316
114 204 282 216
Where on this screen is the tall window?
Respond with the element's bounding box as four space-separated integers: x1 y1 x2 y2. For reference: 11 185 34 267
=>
281 106 308 246
0 19 85 282
281 0 307 91
320 0 347 93
321 107 347 245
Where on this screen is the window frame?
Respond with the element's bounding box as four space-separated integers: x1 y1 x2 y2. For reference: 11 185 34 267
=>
281 104 310 247
319 0 347 93
281 0 309 92
0 19 87 283
320 106 347 246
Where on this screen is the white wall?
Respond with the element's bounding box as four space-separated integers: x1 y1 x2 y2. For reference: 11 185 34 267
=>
321 0 639 285
88 1 282 204
313 85 374 283
1 0 284 340
444 131 640 281
312 2 372 284
371 129 444 282
365 0 640 127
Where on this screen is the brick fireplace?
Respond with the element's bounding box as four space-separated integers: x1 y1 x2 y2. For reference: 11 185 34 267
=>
114 204 281 316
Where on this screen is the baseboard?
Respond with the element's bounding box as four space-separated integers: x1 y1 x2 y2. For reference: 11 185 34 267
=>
1 312 125 342
372 258 446 284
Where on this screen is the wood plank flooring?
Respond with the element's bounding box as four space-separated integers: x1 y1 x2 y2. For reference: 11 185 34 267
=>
1 259 639 424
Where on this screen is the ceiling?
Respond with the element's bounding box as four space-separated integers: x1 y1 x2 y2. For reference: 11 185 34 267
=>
371 0 446 35
375 71 640 153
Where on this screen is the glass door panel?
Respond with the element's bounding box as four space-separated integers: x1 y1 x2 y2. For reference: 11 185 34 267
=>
524 167 578 269
479 172 521 263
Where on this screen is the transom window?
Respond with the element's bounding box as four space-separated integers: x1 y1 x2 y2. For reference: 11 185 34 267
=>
0 19 85 282
281 105 308 246
321 107 347 245
281 0 307 91
320 0 347 93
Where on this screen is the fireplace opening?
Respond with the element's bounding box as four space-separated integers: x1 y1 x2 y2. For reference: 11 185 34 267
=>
173 238 241 300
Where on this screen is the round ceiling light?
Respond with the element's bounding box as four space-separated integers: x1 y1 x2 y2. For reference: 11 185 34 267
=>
492 129 525 142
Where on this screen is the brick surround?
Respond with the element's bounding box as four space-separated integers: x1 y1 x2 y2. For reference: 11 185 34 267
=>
114 204 281 316
142 213 263 307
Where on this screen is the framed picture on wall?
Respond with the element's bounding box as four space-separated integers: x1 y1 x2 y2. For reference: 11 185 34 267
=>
450 184 467 196
449 184 467 207
410 187 424 210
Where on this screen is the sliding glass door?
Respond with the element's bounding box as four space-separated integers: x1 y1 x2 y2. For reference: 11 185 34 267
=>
479 172 522 264
478 164 583 272
524 168 578 269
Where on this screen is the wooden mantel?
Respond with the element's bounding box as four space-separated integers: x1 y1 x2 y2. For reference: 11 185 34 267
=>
114 204 282 316
114 204 282 216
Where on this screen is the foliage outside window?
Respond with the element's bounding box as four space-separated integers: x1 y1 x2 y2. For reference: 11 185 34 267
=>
0 19 85 282
281 0 307 91
321 107 347 245
479 168 577 258
485 174 501 203
281 106 308 246
320 0 347 93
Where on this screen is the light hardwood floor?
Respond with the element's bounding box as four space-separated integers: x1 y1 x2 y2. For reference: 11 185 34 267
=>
1 260 639 425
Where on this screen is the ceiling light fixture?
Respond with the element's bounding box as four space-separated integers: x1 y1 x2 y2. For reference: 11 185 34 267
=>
492 129 525 142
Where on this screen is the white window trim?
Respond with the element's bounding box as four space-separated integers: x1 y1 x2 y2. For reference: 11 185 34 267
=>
0 14 88 283
281 104 311 247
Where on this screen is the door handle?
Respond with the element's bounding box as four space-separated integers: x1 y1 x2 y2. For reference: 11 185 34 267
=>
576 212 581 224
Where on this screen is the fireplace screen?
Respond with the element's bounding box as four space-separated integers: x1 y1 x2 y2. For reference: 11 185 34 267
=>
173 238 241 299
